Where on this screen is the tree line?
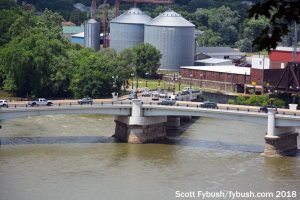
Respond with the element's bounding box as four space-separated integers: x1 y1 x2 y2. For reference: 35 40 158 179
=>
0 3 162 98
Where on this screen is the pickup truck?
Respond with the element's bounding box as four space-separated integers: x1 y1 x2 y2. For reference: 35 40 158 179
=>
28 98 53 106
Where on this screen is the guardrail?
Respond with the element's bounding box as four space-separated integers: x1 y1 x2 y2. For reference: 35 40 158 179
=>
1 101 299 117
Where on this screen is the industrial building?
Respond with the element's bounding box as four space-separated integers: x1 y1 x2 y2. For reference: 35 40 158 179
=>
194 58 232 66
144 9 195 71
195 47 246 61
110 7 152 54
84 18 100 52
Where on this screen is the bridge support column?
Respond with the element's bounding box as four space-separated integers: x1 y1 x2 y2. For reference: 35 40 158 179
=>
166 116 180 129
189 90 193 101
177 91 181 101
113 99 167 143
180 116 192 121
261 108 299 157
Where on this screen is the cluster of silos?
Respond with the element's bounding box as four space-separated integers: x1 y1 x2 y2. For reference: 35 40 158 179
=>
84 18 100 52
110 8 152 54
144 9 195 71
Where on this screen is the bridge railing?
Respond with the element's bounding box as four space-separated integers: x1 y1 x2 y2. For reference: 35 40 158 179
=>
2 101 299 117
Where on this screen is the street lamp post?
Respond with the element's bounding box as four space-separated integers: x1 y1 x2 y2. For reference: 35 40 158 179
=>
178 75 181 91
190 74 193 88
136 75 139 90
225 71 231 93
131 73 134 90
200 74 203 94
145 72 149 91
112 75 118 93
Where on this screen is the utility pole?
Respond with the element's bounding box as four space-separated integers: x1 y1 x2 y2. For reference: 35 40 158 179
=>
78 13 79 26
294 23 298 62
262 55 265 95
238 24 241 50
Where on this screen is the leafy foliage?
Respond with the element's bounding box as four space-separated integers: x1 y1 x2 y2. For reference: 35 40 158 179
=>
248 0 300 53
132 43 162 78
240 38 251 53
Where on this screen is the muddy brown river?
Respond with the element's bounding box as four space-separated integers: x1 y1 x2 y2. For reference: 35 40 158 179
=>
0 114 299 200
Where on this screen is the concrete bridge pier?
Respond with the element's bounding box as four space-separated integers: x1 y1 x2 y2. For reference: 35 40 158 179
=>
166 116 181 129
261 108 299 157
113 99 167 143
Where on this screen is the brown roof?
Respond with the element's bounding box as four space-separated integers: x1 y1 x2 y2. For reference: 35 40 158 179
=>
61 22 76 26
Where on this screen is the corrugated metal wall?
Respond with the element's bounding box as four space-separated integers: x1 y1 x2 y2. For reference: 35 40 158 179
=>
110 23 145 54
144 26 195 71
84 22 100 52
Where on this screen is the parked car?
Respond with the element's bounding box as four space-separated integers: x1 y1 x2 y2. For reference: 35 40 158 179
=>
0 100 8 106
199 102 217 108
28 98 53 106
260 105 277 112
213 91 223 94
78 97 93 104
238 63 245 66
152 94 159 100
252 91 262 95
235 62 241 66
142 91 151 97
160 98 176 105
159 92 168 98
152 91 159 95
242 64 252 67
128 93 135 100
182 87 194 94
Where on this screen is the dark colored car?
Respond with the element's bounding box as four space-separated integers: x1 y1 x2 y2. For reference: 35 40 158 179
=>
213 91 223 94
252 91 262 95
260 105 277 112
129 93 136 100
200 102 217 108
160 98 176 105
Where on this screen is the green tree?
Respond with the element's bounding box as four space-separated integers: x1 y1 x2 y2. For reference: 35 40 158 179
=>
0 0 18 10
132 43 162 78
69 9 88 26
0 7 22 47
248 0 300 53
248 94 260 105
240 38 251 53
35 1 54 12
0 9 71 97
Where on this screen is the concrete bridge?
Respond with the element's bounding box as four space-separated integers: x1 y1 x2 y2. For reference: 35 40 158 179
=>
0 100 299 157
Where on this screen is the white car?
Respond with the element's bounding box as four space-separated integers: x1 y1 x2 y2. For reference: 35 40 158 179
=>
152 94 159 100
159 92 168 98
0 100 8 106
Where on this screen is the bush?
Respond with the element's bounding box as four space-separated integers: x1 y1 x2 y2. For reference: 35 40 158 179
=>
236 94 245 104
273 99 285 108
228 99 235 104
248 94 259 105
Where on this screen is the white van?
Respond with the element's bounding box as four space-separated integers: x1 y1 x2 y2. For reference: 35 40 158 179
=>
182 87 194 94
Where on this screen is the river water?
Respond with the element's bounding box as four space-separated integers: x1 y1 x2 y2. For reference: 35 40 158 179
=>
0 114 299 200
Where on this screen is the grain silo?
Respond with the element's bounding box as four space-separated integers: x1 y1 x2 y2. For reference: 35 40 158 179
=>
84 18 100 52
144 9 195 71
110 7 152 53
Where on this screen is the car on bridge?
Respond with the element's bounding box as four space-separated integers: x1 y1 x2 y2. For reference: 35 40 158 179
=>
260 105 277 112
28 98 53 106
159 92 168 98
128 93 136 100
142 91 151 97
0 100 8 106
152 94 159 100
199 102 217 108
160 98 176 105
78 97 93 104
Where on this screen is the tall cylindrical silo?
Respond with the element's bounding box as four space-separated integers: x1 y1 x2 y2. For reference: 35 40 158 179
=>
144 9 195 71
110 7 152 54
84 18 100 52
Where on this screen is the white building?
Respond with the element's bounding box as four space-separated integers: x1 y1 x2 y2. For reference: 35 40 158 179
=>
251 55 270 69
194 58 232 66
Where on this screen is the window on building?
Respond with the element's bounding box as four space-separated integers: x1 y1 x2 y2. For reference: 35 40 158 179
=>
204 71 206 76
219 73 222 77
260 61 262 65
273 79 275 84
236 75 238 79
196 71 198 75
277 71 279 76
184 70 187 74
267 79 270 84
228 74 230 78
264 71 267 76
273 71 275 76
258 78 260 84
224 56 229 59
212 72 214 77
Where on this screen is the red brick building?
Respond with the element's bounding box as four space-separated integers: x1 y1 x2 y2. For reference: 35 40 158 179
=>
270 47 300 69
